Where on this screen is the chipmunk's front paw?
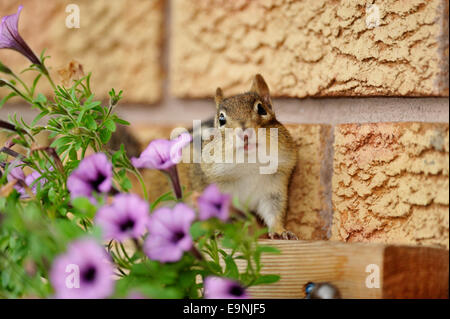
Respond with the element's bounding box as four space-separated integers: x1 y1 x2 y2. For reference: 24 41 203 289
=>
281 230 298 240
268 230 298 240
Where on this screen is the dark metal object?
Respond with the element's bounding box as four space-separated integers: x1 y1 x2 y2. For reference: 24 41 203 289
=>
304 282 342 299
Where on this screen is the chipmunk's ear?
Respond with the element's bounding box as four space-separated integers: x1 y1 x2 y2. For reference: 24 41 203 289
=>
215 87 223 107
250 74 272 109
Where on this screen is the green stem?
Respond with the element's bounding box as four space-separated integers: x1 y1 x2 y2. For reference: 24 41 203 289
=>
40 65 56 92
0 80 33 104
133 168 148 201
81 144 88 159
12 73 32 97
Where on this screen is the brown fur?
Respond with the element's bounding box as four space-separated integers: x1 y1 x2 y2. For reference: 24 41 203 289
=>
188 75 297 238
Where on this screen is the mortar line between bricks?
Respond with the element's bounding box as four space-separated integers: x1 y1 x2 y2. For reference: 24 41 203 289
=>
320 124 335 239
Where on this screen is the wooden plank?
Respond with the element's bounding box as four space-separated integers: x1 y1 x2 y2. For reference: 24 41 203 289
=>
241 240 384 299
239 240 448 299
382 246 449 299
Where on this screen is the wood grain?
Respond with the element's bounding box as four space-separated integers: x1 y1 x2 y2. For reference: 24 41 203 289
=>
382 246 449 299
240 240 384 299
239 240 448 299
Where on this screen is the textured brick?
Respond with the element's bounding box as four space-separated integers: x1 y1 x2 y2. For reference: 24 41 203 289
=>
171 0 449 98
285 124 333 240
0 0 163 103
331 122 449 248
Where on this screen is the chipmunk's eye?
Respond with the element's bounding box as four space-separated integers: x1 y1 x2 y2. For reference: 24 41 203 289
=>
255 101 267 116
218 113 226 126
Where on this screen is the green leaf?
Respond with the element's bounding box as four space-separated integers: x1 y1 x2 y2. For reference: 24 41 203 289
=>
190 221 208 240
0 61 13 74
113 117 130 126
1 269 10 287
71 197 97 218
34 93 47 104
111 146 126 165
118 175 132 192
85 114 97 130
252 274 280 286
84 101 101 111
31 110 49 126
138 285 182 299
79 100 101 120
206 261 223 274
77 110 86 123
68 147 78 161
221 234 237 250
57 144 71 158
99 128 112 144
54 219 85 241
30 73 42 96
129 261 159 277
224 255 239 279
103 118 116 132
157 268 178 285
50 136 72 150
48 188 57 203
0 92 17 108
150 191 176 210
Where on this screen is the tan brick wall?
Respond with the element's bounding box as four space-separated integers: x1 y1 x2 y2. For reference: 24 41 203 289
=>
2 0 448 102
331 122 449 248
0 0 164 103
171 0 449 98
285 124 333 240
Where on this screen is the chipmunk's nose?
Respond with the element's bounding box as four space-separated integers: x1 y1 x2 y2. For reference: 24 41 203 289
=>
236 128 253 141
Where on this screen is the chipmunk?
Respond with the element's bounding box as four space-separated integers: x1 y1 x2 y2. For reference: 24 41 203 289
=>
109 74 298 239
188 74 298 239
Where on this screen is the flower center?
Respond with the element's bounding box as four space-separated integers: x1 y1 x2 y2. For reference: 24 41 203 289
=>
171 230 185 243
119 218 135 232
90 172 106 193
214 202 222 211
81 265 97 283
229 284 244 297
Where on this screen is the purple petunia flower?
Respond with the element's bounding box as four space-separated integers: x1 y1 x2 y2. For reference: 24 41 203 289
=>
131 132 192 171
67 153 113 202
25 170 46 193
50 238 115 299
204 276 248 299
7 163 47 197
0 5 41 66
7 165 26 196
197 184 231 221
95 194 149 242
131 132 192 200
144 203 195 263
